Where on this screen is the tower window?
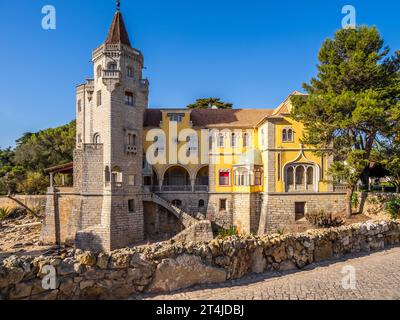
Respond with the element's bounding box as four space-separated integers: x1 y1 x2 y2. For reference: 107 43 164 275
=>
77 100 82 113
128 199 135 213
96 65 102 79
97 90 102 106
93 133 101 144
199 199 205 208
108 62 117 70
127 66 134 78
125 91 135 106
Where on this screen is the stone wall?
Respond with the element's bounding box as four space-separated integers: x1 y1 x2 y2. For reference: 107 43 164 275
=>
260 192 347 234
1 220 399 300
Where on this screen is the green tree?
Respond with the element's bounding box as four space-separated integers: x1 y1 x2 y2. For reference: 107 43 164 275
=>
376 139 400 193
291 26 400 217
187 98 233 109
14 120 76 172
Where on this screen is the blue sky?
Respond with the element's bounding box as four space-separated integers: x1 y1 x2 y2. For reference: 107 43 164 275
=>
0 0 399 148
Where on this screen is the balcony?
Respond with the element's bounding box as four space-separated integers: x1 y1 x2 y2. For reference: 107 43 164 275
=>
103 69 121 79
161 185 192 192
194 185 209 192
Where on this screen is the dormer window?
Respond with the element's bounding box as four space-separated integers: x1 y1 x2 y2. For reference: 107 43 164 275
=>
283 128 294 142
168 113 184 123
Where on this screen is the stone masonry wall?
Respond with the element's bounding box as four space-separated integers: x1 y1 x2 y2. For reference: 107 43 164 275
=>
1 220 399 300
260 193 347 234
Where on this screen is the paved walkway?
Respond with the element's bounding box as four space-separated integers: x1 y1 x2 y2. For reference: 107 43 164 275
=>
138 246 400 300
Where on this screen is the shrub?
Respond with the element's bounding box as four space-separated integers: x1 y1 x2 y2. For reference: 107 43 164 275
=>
0 207 12 220
305 210 345 228
7 207 27 220
385 197 400 220
217 226 238 239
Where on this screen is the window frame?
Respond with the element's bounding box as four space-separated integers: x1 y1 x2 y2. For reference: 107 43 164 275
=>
218 170 231 186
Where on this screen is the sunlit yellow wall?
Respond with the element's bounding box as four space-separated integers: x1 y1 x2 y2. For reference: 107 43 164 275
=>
143 111 328 193
143 110 203 180
273 116 328 192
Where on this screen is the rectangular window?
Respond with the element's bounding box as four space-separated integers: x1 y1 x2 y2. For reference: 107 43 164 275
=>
321 155 325 180
77 100 82 112
231 133 237 148
128 175 136 186
218 134 225 147
127 66 134 78
219 171 230 186
128 199 135 213
168 113 184 123
125 92 134 106
219 199 227 211
97 90 102 106
243 133 250 148
277 153 281 181
295 202 306 220
254 170 262 186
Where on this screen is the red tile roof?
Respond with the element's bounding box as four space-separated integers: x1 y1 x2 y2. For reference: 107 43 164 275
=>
105 11 131 47
143 109 274 128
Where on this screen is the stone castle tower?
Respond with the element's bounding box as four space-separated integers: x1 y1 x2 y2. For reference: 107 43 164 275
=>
73 7 149 251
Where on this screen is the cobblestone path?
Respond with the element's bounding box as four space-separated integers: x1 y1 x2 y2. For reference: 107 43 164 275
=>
138 246 400 300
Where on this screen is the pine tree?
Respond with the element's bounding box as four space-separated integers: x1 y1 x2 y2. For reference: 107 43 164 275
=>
291 26 400 217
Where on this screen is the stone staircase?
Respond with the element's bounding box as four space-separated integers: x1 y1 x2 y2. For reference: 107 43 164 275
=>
142 193 198 228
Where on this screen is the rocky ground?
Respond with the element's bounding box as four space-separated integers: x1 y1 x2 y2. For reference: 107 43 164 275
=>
0 213 54 261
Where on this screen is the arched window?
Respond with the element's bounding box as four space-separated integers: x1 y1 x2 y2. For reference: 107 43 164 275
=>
104 166 110 183
108 62 117 70
93 133 101 144
282 129 287 142
198 199 205 208
243 132 250 148
96 65 102 79
287 167 294 185
283 128 293 142
231 133 237 148
218 134 225 147
111 166 122 184
296 166 304 185
154 148 159 157
287 129 293 142
307 167 314 185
